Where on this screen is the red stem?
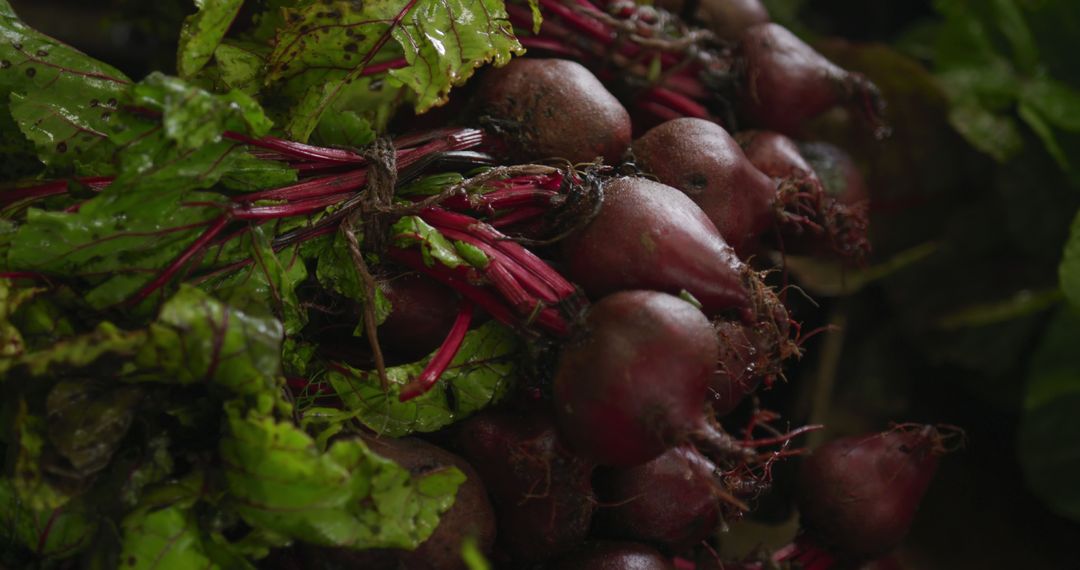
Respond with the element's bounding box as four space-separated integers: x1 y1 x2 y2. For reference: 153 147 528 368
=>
490 207 546 228
127 214 232 305
399 300 475 401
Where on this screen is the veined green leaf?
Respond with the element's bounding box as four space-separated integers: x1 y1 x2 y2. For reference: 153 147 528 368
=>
119 504 220 570
0 479 97 561
329 321 519 436
220 401 464 548
178 0 245 79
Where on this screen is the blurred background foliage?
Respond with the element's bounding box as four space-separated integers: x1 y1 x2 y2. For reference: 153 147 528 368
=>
7 0 1080 567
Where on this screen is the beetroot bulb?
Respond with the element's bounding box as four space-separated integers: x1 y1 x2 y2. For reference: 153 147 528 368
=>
794 425 952 560
457 410 596 562
595 445 727 550
797 140 871 207
560 175 755 320
736 130 870 260
633 118 866 260
736 23 886 137
552 290 755 468
549 541 676 570
475 58 632 164
653 0 770 41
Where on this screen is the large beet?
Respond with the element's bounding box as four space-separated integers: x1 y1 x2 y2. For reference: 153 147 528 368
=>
561 176 751 318
632 118 777 255
655 0 769 41
796 426 947 559
736 23 885 136
550 541 675 570
475 58 632 164
553 291 720 466
457 410 596 562
596 445 723 549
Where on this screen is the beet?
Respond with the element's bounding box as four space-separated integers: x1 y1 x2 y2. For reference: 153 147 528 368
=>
795 425 947 560
378 272 461 361
710 310 795 416
305 435 496 570
736 23 885 136
596 445 723 549
736 130 870 260
475 58 632 164
457 410 596 562
550 541 675 570
560 175 752 318
655 0 770 41
552 290 721 466
632 118 777 255
797 141 870 206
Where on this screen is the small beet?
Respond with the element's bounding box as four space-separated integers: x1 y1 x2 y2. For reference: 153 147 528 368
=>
633 118 777 255
736 23 886 136
457 410 596 562
378 272 462 361
797 141 870 206
655 0 770 41
550 541 676 570
553 290 720 466
561 176 751 318
796 425 948 560
475 58 632 164
596 445 724 549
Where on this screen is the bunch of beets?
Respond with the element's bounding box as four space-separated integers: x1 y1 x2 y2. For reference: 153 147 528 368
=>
17 0 956 568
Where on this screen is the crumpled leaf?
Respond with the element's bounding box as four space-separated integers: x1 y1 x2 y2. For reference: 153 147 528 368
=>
204 225 309 336
0 277 39 369
220 400 464 548
46 380 142 476
10 400 70 511
0 479 97 561
212 40 268 96
119 504 220 570
177 0 245 79
0 0 131 172
262 0 522 141
137 286 284 396
329 321 519 437
1018 307 1080 521
11 321 145 377
1061 208 1080 310
132 72 272 150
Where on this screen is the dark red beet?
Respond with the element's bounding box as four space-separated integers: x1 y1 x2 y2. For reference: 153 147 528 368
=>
632 118 777 255
710 308 796 416
378 272 461 361
550 541 676 570
560 176 751 318
457 410 596 562
305 435 496 570
797 141 870 206
596 445 723 549
553 290 720 466
736 130 870 261
475 58 632 164
736 23 886 137
796 425 947 559
655 0 769 41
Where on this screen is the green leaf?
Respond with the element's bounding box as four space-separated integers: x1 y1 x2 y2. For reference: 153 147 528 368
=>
119 504 220 570
1018 307 1080 521
329 321 518 436
10 400 70 511
1021 77 1080 132
461 535 493 570
1018 101 1074 176
132 72 272 150
1061 208 1080 310
45 380 142 476
387 0 523 113
0 277 38 369
204 225 309 335
0 0 130 172
9 90 122 176
10 321 145 377
220 401 464 548
0 479 97 561
212 41 268 96
7 188 226 309
177 0 245 79
137 286 284 396
391 215 467 268
947 102 1025 162
263 0 521 142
